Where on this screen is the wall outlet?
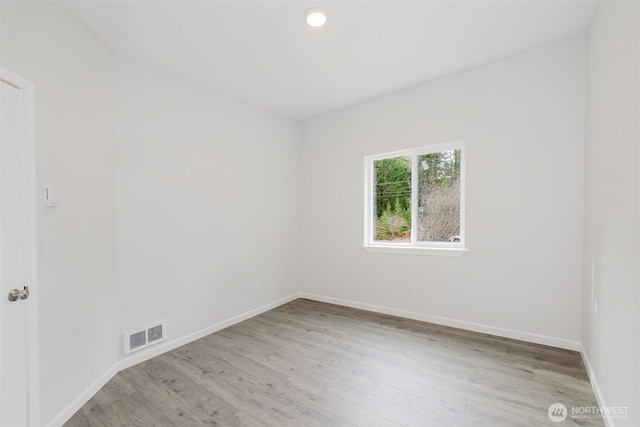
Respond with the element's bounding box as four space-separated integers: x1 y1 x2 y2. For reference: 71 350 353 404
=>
405 282 412 295
44 238 56 257
75 348 84 369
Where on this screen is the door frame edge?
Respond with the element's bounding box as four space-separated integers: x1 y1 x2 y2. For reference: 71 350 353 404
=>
1 67 41 427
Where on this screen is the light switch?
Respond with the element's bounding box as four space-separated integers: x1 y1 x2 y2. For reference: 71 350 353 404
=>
44 187 57 207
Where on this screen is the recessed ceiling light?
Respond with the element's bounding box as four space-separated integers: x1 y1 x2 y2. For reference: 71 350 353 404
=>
304 8 327 27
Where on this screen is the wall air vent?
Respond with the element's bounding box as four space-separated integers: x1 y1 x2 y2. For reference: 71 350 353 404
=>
124 320 167 355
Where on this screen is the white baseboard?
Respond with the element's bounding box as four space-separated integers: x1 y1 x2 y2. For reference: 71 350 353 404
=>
298 293 582 351
46 364 118 427
45 293 299 427
580 345 615 427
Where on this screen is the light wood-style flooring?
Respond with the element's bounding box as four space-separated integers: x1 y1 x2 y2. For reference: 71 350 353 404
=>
65 299 603 426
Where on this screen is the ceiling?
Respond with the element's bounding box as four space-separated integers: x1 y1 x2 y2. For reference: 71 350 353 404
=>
64 1 597 120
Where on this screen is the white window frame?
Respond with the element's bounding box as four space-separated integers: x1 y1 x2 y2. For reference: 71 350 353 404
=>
363 140 466 256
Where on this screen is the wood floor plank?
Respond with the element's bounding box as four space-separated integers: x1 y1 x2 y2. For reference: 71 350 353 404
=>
171 331 395 426
65 299 604 427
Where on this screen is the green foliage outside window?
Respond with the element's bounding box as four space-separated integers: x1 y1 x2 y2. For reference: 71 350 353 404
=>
373 149 461 242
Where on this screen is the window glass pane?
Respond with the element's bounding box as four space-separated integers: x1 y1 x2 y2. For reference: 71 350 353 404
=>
417 149 461 242
373 156 411 242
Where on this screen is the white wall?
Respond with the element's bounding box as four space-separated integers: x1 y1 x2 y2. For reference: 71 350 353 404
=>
1 3 300 422
300 37 587 348
583 2 640 426
115 59 300 359
1 3 300 423
0 2 117 425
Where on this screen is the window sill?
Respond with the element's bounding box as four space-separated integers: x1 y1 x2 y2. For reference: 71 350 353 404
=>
362 245 467 256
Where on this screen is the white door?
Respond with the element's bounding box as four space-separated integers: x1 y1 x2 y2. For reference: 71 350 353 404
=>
0 71 39 427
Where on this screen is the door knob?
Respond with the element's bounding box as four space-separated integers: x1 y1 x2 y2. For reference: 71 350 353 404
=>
8 286 29 302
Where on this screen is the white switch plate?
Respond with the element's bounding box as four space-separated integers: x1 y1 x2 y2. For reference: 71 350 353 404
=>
44 187 57 207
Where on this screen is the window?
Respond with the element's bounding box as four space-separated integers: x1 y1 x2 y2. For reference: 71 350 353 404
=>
364 141 465 255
